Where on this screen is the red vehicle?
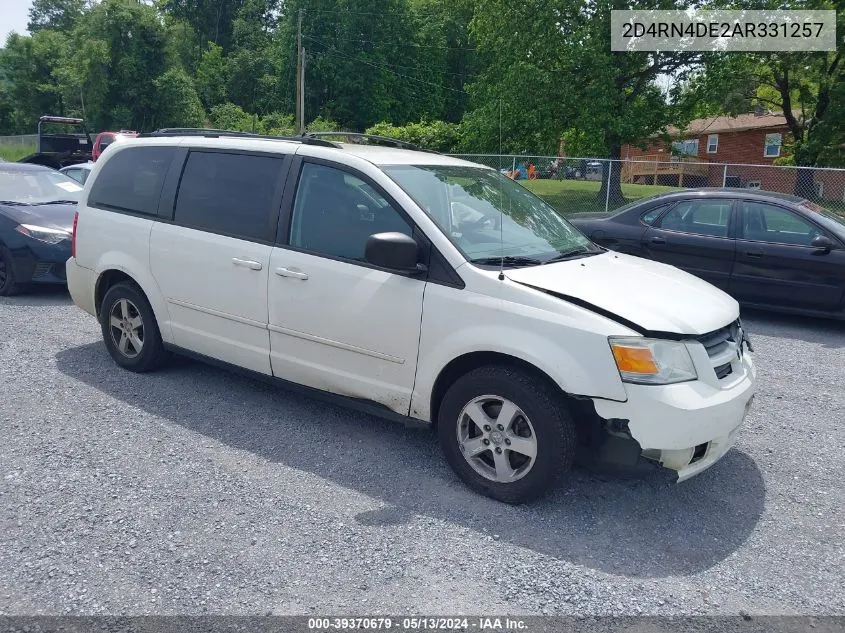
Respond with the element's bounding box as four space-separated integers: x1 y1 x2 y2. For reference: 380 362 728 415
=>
92 130 138 161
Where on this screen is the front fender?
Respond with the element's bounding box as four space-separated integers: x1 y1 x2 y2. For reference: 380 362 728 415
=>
410 283 630 422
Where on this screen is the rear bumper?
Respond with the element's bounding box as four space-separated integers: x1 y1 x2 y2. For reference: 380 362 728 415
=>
66 257 97 317
593 351 757 481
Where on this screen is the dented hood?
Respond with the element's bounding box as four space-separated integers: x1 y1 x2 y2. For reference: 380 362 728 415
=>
505 251 739 336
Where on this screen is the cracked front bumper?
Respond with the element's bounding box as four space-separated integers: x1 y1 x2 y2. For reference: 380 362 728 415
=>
592 351 757 481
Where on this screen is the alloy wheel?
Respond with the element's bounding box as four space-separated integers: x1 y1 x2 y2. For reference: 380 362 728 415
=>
456 395 538 483
108 298 145 358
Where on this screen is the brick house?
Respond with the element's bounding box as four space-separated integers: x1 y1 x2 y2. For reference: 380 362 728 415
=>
620 111 845 202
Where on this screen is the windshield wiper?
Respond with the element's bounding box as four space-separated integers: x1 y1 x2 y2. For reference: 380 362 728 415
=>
0 200 30 206
469 255 544 267
32 199 78 205
543 248 601 264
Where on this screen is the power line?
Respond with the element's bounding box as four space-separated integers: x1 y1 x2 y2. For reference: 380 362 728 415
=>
300 33 476 52
295 7 473 25
314 48 471 95
302 35 476 79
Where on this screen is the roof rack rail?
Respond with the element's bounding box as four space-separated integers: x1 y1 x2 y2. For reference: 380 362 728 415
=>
138 128 341 148
303 132 440 153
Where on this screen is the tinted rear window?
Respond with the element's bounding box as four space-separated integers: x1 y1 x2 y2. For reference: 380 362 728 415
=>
89 146 175 215
173 151 285 242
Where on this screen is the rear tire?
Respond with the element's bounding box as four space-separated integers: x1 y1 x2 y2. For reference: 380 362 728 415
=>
437 365 576 503
0 247 23 297
99 281 169 372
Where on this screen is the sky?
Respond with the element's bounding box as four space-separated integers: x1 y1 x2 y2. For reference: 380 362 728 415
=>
2 0 33 45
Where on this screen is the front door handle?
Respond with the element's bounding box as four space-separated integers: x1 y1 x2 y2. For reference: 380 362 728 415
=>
745 251 764 258
650 237 666 245
232 257 263 270
275 266 309 280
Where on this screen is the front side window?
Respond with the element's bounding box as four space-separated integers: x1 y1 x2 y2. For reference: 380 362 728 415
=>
658 199 732 237
764 133 782 158
741 201 822 246
89 146 174 215
174 151 285 242
0 168 83 204
383 165 597 264
640 204 670 226
289 162 412 261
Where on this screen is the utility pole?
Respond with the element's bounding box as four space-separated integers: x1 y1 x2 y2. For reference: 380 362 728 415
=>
296 8 305 134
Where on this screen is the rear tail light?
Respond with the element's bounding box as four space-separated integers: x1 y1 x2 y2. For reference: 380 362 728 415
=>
71 211 79 258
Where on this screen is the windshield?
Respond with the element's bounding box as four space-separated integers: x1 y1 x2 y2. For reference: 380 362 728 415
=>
0 168 83 204
383 165 598 264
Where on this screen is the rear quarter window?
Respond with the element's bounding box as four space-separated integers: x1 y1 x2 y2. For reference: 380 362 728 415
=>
88 146 175 215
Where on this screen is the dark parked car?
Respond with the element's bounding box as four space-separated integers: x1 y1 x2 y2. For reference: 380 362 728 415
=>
0 163 82 296
569 188 845 319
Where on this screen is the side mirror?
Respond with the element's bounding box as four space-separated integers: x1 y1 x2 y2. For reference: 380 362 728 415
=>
811 235 835 254
365 232 425 273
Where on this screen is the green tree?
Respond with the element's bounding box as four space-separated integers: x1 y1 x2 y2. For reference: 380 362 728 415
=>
1 30 71 132
156 0 246 54
467 0 703 201
27 0 87 33
208 102 254 131
276 0 423 130
153 68 206 127
65 0 169 131
196 42 228 108
681 0 844 194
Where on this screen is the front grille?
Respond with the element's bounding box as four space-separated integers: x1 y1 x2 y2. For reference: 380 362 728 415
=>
31 262 66 280
696 319 743 380
31 262 52 279
715 362 733 379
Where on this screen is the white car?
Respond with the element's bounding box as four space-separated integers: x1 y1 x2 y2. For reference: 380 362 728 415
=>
59 161 94 185
65 132 757 503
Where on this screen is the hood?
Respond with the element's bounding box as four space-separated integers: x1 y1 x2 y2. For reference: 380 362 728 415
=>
0 202 77 233
505 251 739 336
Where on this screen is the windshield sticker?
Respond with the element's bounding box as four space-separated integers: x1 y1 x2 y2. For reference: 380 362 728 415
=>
57 181 83 192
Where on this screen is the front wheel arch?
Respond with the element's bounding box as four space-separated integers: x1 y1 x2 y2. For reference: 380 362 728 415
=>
430 351 568 430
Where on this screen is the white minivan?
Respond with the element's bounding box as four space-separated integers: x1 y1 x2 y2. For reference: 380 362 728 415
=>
66 131 757 503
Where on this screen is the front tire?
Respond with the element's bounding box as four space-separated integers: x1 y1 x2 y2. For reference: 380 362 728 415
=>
437 365 576 503
99 281 169 372
0 247 23 297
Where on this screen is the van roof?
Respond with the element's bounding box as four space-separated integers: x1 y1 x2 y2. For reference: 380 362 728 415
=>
128 130 486 169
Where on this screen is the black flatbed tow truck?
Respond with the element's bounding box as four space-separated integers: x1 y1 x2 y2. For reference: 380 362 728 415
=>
18 115 93 169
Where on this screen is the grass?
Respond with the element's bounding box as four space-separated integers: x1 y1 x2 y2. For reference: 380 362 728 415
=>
522 178 681 215
522 177 845 219
0 144 36 162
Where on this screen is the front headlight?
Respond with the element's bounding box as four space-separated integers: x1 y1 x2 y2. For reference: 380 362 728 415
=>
609 337 697 385
15 224 71 245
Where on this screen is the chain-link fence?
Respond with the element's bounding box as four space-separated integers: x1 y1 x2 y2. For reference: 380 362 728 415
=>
0 134 38 161
450 154 845 216
0 134 38 148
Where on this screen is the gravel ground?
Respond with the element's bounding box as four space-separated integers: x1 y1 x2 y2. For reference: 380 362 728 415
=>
0 289 843 617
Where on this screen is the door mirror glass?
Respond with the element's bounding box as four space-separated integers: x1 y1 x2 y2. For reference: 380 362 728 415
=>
811 235 835 252
365 232 421 271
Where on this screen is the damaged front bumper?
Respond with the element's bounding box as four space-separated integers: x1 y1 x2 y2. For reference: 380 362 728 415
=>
589 348 757 482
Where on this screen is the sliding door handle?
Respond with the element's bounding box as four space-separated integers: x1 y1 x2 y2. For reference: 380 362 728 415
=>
275 266 309 280
232 257 263 270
